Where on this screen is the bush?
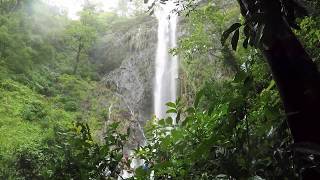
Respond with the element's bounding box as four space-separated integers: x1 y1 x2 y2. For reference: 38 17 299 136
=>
134 67 295 179
12 122 128 179
0 79 20 92
21 101 48 121
64 100 78 112
15 148 43 179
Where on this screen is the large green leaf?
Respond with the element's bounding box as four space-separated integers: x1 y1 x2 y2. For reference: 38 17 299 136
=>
166 109 177 114
221 23 242 45
165 117 173 125
231 29 240 51
166 102 176 108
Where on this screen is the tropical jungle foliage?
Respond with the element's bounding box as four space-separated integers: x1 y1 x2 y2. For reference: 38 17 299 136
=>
1 0 320 179
0 0 136 178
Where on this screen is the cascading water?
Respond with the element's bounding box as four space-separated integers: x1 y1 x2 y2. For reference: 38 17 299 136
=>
119 2 179 179
154 1 179 119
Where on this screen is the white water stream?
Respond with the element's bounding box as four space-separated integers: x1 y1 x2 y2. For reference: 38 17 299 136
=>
119 2 179 179
154 1 179 119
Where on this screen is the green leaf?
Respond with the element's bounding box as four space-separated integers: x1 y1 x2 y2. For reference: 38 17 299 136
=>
171 130 183 141
153 161 172 170
194 88 205 108
182 116 193 127
266 80 276 91
244 76 253 87
234 70 247 83
208 103 216 115
191 136 215 160
158 119 165 126
160 138 171 149
165 117 173 125
166 102 176 108
185 107 195 114
231 29 240 51
135 167 149 178
166 109 177 114
221 23 242 45
219 103 229 116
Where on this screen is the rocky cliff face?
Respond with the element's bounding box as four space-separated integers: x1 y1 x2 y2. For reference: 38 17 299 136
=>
92 9 236 149
93 15 157 148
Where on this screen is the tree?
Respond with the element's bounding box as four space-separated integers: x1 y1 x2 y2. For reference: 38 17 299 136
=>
0 0 21 13
229 1 320 176
230 0 320 146
63 21 96 75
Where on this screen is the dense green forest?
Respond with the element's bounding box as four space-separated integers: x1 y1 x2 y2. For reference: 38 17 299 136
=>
0 0 320 179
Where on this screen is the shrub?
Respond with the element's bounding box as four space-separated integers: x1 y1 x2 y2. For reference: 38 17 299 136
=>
0 79 20 92
64 100 78 112
15 148 43 179
12 122 128 179
21 101 48 121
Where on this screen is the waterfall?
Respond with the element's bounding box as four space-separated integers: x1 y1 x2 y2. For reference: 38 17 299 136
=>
119 3 179 179
154 1 179 119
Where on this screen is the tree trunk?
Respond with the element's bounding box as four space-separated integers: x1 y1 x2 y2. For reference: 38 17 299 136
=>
263 26 320 145
237 0 320 177
239 0 320 146
73 44 82 75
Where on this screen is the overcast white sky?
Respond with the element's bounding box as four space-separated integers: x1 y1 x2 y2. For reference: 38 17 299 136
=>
45 0 119 19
